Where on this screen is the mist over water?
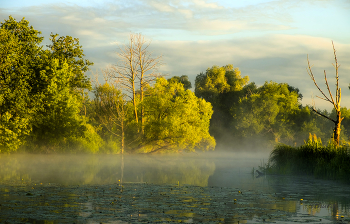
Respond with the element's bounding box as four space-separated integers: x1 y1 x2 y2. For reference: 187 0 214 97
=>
1 151 349 223
0 151 269 186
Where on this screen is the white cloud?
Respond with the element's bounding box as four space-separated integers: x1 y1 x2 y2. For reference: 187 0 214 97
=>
149 1 175 12
147 34 350 111
192 0 224 9
178 8 193 18
1 0 349 111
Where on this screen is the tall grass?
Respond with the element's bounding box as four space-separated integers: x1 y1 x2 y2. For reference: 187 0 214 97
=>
267 134 350 181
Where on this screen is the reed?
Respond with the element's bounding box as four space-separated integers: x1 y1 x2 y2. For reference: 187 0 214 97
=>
267 134 350 181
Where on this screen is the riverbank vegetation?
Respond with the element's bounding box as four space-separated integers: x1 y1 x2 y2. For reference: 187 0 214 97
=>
1 16 350 155
266 134 350 181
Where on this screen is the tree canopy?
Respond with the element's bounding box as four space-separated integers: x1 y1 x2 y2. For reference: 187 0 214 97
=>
167 75 192 90
0 16 98 153
141 78 215 153
0 16 44 152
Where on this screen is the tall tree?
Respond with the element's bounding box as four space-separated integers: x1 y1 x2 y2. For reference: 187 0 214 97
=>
110 33 162 130
0 16 43 152
134 34 162 132
0 16 96 153
307 41 342 146
141 78 215 153
195 65 249 142
111 34 138 123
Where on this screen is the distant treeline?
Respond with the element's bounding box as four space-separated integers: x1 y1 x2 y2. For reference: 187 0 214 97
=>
1 16 350 154
197 65 350 150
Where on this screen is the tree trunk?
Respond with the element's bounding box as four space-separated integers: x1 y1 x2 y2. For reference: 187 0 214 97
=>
121 116 124 154
130 50 138 123
140 78 144 134
120 154 124 184
132 82 138 123
333 110 341 145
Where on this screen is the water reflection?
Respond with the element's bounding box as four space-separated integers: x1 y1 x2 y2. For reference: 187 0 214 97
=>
0 154 216 186
0 153 349 223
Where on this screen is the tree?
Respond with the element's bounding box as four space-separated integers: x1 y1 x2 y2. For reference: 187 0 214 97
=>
109 33 162 130
307 41 342 146
195 65 249 142
168 75 192 90
141 78 215 153
93 82 128 154
47 33 93 90
0 16 43 152
134 34 162 132
28 59 91 151
0 16 97 153
195 65 249 105
232 82 301 145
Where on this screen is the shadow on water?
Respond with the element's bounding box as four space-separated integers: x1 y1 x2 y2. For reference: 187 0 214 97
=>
0 152 349 223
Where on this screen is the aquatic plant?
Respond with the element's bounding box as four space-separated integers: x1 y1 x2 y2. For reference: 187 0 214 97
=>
267 134 350 181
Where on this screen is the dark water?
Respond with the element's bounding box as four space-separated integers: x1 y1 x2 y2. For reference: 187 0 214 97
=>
0 152 349 223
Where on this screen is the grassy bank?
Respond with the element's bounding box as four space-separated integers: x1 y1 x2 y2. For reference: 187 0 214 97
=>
265 135 350 182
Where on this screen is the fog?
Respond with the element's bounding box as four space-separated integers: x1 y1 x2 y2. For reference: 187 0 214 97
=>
0 151 269 187
1 151 350 223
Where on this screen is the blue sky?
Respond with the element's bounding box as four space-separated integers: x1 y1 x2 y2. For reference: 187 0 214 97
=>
1 0 350 110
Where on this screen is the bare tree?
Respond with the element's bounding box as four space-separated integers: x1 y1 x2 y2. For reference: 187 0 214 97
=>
134 34 162 132
307 41 343 146
110 35 139 123
109 33 162 132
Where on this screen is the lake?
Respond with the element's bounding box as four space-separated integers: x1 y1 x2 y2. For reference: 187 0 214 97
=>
0 152 349 223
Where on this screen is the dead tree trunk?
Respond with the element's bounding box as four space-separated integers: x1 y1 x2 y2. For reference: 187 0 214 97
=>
134 34 162 134
111 34 139 123
307 41 343 146
110 34 162 133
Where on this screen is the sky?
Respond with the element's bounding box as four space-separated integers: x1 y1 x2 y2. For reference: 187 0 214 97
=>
1 0 350 111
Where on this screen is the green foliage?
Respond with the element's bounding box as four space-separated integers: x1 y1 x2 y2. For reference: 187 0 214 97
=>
194 65 249 145
27 60 89 150
232 81 301 144
167 75 192 90
268 141 350 181
93 83 124 135
65 123 104 154
141 78 215 153
92 82 132 153
0 16 96 153
47 33 93 90
0 16 43 152
195 64 248 106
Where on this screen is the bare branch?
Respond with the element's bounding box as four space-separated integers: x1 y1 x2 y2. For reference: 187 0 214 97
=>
323 70 336 107
311 108 336 123
332 40 340 106
315 95 330 102
307 55 333 104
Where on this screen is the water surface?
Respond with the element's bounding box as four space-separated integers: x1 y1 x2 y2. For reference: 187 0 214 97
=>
0 152 349 223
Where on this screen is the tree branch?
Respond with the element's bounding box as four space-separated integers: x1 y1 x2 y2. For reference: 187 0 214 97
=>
311 108 336 123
